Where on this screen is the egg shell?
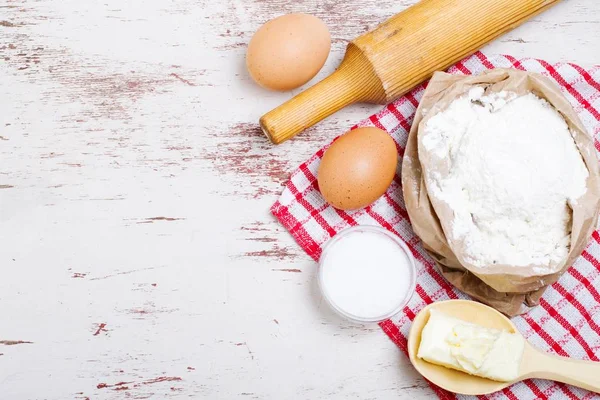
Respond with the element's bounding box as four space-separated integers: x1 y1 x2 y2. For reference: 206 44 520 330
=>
246 13 331 91
318 127 398 210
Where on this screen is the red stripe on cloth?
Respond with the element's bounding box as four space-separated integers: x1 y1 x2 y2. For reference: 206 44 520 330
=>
537 60 600 121
568 63 600 98
298 162 317 183
539 298 599 361
313 187 359 230
403 305 416 321
378 319 408 353
313 181 358 228
416 284 434 304
369 114 388 131
501 387 519 400
474 51 495 70
291 166 336 238
387 102 412 137
332 207 358 227
270 201 322 261
383 190 410 221
453 60 471 75
521 314 569 357
568 268 600 304
288 186 336 238
315 147 327 158
502 54 526 71
524 380 548 400
405 91 421 108
581 250 600 273
551 282 600 346
567 65 600 156
592 230 600 244
558 384 580 400
582 391 600 400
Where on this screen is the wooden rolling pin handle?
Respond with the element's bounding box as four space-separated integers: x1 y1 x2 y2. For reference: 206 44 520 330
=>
260 44 385 145
259 69 357 145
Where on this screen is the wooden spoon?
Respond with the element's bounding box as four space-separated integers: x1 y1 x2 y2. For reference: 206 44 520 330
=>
407 300 600 395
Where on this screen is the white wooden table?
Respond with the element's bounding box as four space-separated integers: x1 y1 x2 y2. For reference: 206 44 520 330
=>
1 1 599 398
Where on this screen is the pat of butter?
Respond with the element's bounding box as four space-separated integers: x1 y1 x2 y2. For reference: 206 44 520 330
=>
417 309 524 382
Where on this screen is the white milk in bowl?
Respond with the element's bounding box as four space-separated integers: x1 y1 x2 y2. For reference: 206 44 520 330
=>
318 225 416 322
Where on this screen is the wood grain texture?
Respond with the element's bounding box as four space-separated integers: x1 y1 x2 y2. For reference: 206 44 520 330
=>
1 0 599 399
261 0 563 144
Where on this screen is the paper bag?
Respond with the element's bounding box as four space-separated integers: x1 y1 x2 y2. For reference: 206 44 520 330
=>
401 69 600 316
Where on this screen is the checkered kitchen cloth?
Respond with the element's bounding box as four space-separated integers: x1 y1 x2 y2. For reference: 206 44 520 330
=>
271 52 600 400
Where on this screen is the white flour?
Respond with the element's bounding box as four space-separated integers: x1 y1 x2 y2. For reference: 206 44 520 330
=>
421 87 589 268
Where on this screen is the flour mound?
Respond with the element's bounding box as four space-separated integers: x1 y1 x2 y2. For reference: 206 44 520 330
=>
421 88 589 269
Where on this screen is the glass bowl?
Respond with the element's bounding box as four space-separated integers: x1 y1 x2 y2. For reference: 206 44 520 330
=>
318 225 417 323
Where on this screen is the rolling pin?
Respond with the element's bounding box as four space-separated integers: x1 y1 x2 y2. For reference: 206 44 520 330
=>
260 0 561 144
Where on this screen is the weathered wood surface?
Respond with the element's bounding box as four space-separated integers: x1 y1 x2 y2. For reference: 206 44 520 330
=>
1 1 599 398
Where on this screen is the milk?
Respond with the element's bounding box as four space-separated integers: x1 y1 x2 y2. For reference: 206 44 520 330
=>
319 226 416 322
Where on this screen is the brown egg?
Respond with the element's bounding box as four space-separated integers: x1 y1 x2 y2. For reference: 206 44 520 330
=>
318 127 398 210
246 13 331 91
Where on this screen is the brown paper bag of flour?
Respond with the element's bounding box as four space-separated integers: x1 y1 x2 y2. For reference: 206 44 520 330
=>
401 69 600 316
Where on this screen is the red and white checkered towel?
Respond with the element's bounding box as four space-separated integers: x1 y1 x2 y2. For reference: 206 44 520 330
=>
271 52 600 400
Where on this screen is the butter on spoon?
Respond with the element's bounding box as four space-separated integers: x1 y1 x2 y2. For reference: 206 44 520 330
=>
417 309 524 382
407 300 600 395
